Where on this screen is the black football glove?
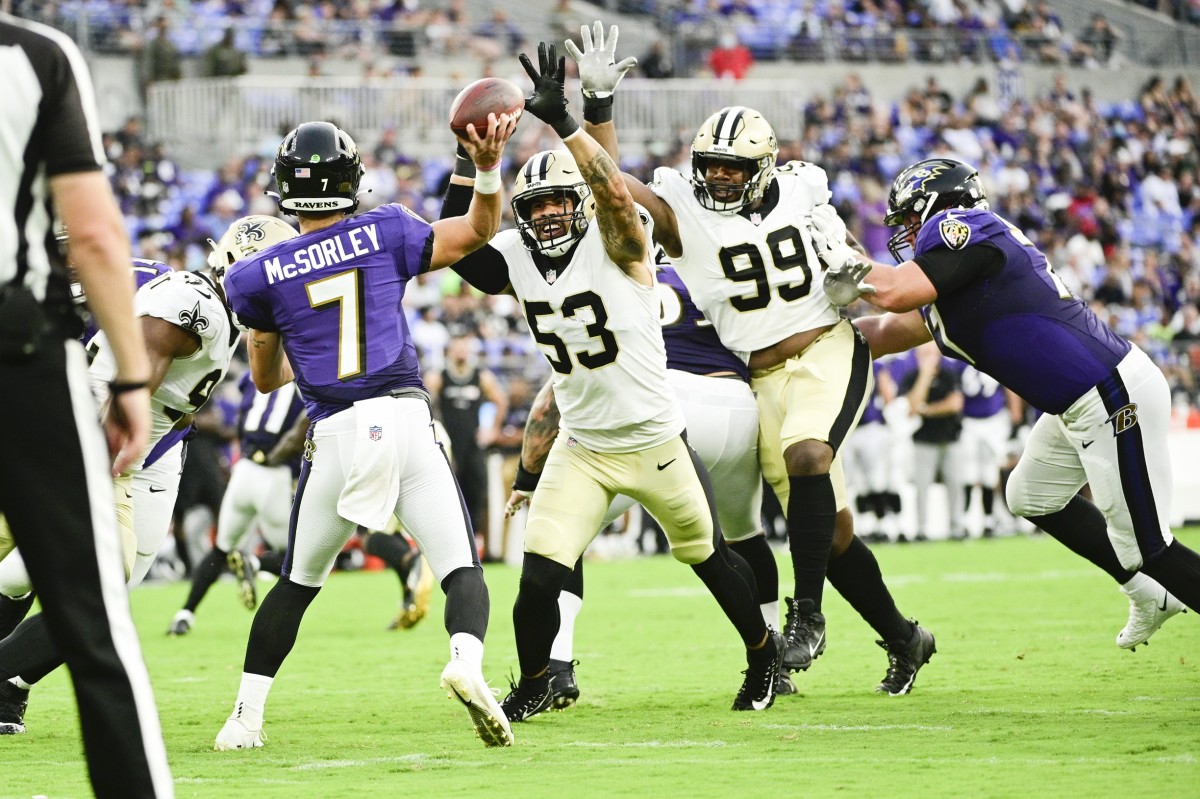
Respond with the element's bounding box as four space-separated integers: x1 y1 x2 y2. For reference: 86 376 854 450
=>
519 42 579 139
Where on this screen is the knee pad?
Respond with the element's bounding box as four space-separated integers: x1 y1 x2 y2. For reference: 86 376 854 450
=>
1004 465 1066 518
519 553 571 601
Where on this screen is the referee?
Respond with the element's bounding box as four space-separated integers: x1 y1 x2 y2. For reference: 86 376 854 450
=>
0 13 172 799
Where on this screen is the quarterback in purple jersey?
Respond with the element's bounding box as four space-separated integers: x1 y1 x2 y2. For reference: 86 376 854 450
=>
819 157 1195 649
215 117 517 751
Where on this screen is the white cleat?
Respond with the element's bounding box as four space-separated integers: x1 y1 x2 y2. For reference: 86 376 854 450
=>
214 716 266 751
1117 574 1187 650
440 659 513 748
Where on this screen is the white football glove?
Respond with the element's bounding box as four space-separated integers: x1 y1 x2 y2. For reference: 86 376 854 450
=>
823 261 877 307
807 204 860 272
564 21 637 99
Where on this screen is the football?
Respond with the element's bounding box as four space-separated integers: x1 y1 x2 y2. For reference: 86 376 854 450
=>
449 77 524 136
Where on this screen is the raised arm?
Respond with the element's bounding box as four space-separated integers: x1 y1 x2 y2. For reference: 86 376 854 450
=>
428 112 518 271
439 144 514 295
569 22 683 257
520 41 651 284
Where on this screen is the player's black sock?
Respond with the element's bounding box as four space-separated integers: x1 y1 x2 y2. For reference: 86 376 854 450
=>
562 558 584 601
963 486 975 514
513 553 570 677
182 546 228 613
362 531 414 577
442 565 490 640
0 592 35 640
729 535 778 606
242 579 320 678
786 474 837 612
870 492 889 521
258 550 285 575
1140 540 1200 612
691 540 767 648
826 535 913 644
855 495 870 514
981 487 995 517
887 491 902 514
1027 495 1135 583
0 613 61 685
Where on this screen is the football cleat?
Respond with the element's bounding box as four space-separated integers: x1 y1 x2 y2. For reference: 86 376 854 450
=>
167 609 194 637
214 716 265 751
440 659 514 747
782 598 826 672
389 556 433 631
227 550 259 611
1117 575 1187 650
732 631 784 711
0 681 29 735
773 669 797 697
499 673 553 723
548 659 580 710
876 622 936 696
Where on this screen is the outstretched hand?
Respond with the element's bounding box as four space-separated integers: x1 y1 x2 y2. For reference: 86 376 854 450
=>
519 42 578 137
823 261 877 307
457 111 518 169
564 21 637 99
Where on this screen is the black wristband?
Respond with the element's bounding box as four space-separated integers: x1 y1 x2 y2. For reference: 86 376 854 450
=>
454 143 476 180
109 380 148 395
550 113 580 140
513 460 542 493
583 95 614 124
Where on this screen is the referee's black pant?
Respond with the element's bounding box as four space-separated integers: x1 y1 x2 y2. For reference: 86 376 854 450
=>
0 337 172 798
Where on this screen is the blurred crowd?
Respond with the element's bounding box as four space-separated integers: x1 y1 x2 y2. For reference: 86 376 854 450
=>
13 0 1189 76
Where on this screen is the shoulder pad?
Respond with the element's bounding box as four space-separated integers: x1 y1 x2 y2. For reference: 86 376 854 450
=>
136 272 226 340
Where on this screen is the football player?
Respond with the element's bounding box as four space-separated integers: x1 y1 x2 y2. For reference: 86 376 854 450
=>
214 116 517 751
566 23 933 693
821 157 1196 647
0 218 251 733
957 365 1020 537
503 252 797 708
444 43 783 721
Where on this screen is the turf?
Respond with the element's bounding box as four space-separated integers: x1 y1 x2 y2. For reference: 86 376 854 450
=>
5 531 1199 799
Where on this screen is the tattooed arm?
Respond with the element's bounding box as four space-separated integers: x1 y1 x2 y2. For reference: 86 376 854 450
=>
504 377 562 516
561 129 652 285
247 329 294 393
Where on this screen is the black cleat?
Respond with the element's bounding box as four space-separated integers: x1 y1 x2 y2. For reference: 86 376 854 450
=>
0 681 29 734
733 631 785 711
876 622 936 696
782 597 826 672
548 659 580 710
774 669 797 697
499 674 553 722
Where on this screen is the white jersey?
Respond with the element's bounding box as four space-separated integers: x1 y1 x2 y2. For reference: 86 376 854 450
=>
652 161 841 353
497 225 683 453
90 271 240 470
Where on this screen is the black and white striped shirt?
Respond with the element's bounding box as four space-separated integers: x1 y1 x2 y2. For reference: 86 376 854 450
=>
0 13 105 306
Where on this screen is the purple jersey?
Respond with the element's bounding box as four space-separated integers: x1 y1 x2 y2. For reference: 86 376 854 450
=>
225 204 433 422
915 207 1130 414
235 371 305 473
658 264 750 381
959 364 1007 419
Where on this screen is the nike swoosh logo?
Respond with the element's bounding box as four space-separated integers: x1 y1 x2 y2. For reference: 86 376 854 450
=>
1159 595 1169 612
149 486 167 494
657 459 676 471
1082 441 1094 449
809 631 825 657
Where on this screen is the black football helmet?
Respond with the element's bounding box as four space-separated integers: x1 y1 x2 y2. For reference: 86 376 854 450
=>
273 121 363 214
885 158 986 262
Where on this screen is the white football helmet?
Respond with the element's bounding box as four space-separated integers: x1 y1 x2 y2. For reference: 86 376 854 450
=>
690 106 779 214
207 215 298 282
512 150 595 258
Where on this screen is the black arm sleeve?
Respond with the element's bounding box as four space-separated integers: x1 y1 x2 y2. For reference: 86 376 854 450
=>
913 242 1005 297
439 181 511 295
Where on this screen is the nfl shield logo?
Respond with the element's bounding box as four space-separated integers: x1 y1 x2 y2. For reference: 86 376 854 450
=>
939 217 972 250
368 425 383 442
546 268 557 284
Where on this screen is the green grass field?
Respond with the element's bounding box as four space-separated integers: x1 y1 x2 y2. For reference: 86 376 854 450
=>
6 531 1200 799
